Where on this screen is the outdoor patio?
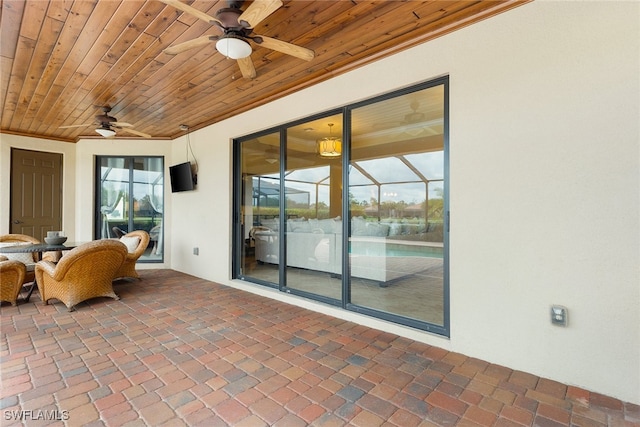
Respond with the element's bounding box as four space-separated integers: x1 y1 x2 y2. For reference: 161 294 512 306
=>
1 270 637 426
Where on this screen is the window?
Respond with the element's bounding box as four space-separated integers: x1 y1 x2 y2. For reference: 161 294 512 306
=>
234 77 448 335
95 156 164 262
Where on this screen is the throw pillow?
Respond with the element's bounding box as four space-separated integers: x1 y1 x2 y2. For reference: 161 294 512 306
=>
119 236 140 253
0 242 35 265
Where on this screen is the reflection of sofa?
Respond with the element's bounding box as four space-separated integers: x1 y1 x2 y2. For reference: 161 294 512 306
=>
254 217 443 284
254 231 341 274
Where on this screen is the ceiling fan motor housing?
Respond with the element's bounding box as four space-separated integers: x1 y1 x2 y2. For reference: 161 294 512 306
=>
96 114 117 124
96 107 117 124
216 7 245 30
227 1 244 9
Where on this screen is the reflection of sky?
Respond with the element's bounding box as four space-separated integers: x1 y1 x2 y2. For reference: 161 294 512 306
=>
348 152 444 204
404 152 443 180
350 152 443 184
286 166 329 183
355 157 418 183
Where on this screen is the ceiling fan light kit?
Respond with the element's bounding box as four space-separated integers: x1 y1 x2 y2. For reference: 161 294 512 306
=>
216 35 252 59
96 127 116 138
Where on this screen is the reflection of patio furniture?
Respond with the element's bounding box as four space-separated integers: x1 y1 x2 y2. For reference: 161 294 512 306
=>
149 191 163 256
246 226 270 256
112 227 126 238
149 225 162 255
114 230 150 280
101 190 124 239
254 217 443 285
35 240 127 311
0 259 26 306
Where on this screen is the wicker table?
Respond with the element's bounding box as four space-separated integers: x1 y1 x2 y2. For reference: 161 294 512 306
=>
0 242 79 302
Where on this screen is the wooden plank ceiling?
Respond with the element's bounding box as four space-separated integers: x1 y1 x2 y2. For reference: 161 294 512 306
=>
0 0 528 143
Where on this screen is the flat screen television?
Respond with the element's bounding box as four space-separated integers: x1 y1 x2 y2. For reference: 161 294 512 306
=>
169 162 195 193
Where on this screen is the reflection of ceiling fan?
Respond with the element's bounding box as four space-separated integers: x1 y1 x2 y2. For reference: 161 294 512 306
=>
160 0 314 79
59 106 152 138
397 101 426 125
373 100 432 136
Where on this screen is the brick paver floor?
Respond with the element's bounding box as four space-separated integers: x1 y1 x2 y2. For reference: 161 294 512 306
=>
1 270 638 426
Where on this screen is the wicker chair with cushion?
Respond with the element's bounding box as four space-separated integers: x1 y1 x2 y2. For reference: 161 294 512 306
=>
0 234 40 283
0 258 27 306
35 239 127 311
114 230 150 280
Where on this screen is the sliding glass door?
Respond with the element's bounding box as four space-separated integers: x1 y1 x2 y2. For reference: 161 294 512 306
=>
234 77 448 334
283 113 343 302
348 85 446 327
95 156 164 262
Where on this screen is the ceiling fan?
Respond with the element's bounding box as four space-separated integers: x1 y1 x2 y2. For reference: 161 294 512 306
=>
59 107 152 138
160 0 314 79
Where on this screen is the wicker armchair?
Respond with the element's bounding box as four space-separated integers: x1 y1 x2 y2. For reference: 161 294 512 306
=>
0 234 39 283
35 239 127 311
114 230 150 280
0 259 26 306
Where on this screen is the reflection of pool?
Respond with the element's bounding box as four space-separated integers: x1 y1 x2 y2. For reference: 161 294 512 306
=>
349 241 443 258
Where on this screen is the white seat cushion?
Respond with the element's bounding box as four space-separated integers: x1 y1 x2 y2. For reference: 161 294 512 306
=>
0 242 35 266
119 236 140 253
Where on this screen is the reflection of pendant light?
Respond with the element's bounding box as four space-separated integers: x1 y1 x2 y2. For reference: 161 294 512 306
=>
317 123 342 157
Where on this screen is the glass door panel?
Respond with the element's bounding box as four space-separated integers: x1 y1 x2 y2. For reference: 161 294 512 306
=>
96 156 163 262
349 86 446 326
98 158 128 239
239 133 281 285
132 158 164 260
284 114 343 301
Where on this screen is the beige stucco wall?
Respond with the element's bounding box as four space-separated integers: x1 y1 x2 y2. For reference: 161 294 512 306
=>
2 0 638 404
169 0 640 403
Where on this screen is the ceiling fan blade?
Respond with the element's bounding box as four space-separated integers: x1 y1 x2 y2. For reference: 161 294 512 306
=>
164 35 216 55
112 121 133 127
237 57 257 79
238 0 283 28
117 128 152 138
59 123 93 129
159 0 222 26
257 35 314 61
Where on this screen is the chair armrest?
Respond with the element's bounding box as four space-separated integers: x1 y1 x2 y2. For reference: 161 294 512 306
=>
35 260 59 280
